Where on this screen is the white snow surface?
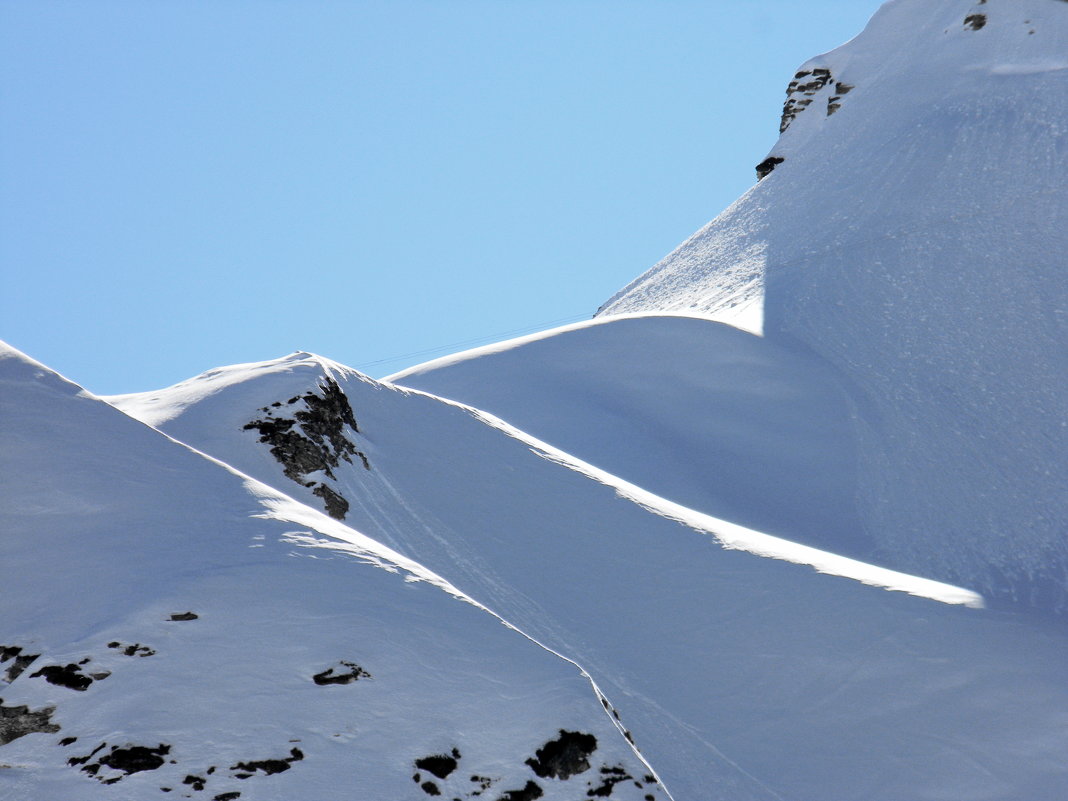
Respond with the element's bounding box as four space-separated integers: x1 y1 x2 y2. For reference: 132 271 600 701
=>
107 349 1068 801
388 313 869 560
597 0 1068 609
0 343 658 801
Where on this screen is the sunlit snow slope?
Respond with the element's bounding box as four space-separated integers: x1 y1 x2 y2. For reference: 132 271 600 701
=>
598 0 1068 610
109 351 1068 801
0 343 659 801
388 313 867 559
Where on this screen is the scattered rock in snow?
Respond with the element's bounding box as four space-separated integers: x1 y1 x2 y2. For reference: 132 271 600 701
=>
169 611 199 621
70 742 171 783
184 774 207 791
243 377 368 520
586 764 634 797
312 483 350 520
312 660 372 685
213 793 241 801
965 14 987 30
30 662 109 691
471 774 495 795
231 747 303 778
415 748 461 780
827 82 854 116
779 65 853 134
497 780 543 801
107 641 155 657
756 156 785 180
0 699 60 745
0 645 39 684
525 730 597 780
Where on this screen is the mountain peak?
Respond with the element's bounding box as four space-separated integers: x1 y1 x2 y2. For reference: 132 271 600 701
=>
598 0 1068 610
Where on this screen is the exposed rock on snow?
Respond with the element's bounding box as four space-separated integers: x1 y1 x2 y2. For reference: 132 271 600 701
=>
525 730 597 780
0 700 59 745
0 646 39 684
106 641 155 658
30 662 109 692
312 660 372 685
68 742 171 784
230 746 303 778
242 376 369 520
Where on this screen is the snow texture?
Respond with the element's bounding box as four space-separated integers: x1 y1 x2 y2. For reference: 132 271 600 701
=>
108 349 1068 801
597 0 1068 611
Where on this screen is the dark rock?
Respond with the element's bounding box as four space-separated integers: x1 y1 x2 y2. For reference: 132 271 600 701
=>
184 774 207 791
242 377 369 519
30 663 99 691
471 775 494 794
214 794 241 801
313 483 350 520
312 661 372 685
71 742 171 782
415 750 460 779
1 646 39 684
587 765 633 797
68 742 107 766
0 700 60 745
169 612 199 621
756 157 785 181
60 736 78 746
231 747 303 778
965 14 987 30
497 781 543 801
525 730 597 780
99 744 171 776
108 641 155 657
421 780 442 796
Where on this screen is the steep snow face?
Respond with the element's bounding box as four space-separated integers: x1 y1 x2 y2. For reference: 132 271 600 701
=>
598 0 1068 609
0 344 659 801
108 352 1068 801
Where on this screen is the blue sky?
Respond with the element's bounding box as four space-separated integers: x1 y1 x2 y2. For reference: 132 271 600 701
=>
2 0 882 394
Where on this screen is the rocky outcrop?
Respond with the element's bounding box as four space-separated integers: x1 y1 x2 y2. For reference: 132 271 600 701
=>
312 660 372 685
243 377 368 520
525 730 597 780
0 646 39 684
779 67 854 133
0 700 60 745
756 156 785 180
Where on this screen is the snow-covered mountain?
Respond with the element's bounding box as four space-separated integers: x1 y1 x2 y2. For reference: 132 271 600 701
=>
104 349 1068 801
598 0 1068 611
5 1 1068 799
0 344 661 801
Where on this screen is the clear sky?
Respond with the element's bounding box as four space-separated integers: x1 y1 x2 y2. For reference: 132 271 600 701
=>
2 0 883 394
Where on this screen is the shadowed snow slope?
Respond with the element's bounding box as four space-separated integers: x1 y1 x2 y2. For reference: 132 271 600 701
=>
598 0 1068 610
0 343 658 801
109 351 1068 801
388 313 867 559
